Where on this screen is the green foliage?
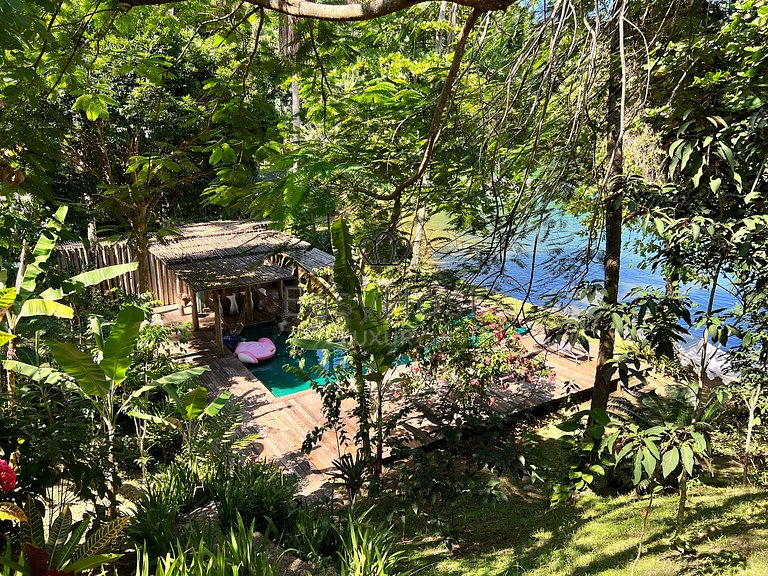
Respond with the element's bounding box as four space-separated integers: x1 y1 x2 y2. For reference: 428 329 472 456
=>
0 496 128 576
215 459 299 536
129 463 204 556
338 511 413 576
134 514 279 576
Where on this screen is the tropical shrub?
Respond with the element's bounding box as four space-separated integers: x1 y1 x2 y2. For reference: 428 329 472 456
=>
129 463 205 556
402 308 552 405
215 459 299 536
338 512 413 576
134 514 278 576
0 496 128 576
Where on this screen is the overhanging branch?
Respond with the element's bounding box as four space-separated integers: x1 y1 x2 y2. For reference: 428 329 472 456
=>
121 0 510 22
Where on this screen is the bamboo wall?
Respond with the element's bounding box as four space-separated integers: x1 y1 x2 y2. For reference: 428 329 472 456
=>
55 242 191 306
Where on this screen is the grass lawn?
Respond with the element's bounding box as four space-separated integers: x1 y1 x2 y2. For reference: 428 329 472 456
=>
391 417 768 575
399 483 768 575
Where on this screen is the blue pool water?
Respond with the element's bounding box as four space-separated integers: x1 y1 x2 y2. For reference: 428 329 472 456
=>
239 324 325 397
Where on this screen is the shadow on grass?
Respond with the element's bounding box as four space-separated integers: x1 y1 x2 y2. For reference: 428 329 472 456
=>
398 484 768 576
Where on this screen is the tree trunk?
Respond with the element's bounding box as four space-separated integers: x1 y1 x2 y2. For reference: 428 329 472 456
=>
5 335 17 407
409 199 429 270
743 384 761 486
590 15 623 415
106 420 118 518
374 376 384 478
675 470 688 538
352 347 371 462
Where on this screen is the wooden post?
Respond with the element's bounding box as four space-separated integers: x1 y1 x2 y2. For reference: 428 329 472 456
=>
278 279 286 316
244 285 254 322
214 292 224 357
190 289 200 331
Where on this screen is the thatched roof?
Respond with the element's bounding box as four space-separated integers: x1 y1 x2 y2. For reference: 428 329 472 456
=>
149 220 333 291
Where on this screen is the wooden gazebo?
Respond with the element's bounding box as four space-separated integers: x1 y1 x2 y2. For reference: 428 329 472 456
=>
56 220 333 357
147 221 333 355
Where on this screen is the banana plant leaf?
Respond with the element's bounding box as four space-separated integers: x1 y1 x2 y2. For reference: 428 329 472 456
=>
39 263 139 301
17 205 67 304
0 331 14 347
18 299 74 320
48 341 109 397
0 287 15 317
100 305 145 386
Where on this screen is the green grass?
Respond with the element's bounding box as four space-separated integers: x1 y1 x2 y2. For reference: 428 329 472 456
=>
399 484 768 575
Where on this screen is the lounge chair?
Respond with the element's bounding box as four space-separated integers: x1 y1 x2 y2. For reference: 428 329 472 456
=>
543 340 591 364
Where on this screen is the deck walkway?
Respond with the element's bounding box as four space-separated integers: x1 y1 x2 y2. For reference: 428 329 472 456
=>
155 305 611 497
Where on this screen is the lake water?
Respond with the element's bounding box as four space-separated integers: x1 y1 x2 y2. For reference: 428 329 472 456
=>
432 211 737 344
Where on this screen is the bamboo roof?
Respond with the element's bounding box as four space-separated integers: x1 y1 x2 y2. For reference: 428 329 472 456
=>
149 220 333 291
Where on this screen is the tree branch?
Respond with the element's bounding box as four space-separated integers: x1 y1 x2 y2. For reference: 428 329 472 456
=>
122 0 510 22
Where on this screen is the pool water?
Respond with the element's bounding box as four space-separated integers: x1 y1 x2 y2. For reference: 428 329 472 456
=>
239 324 325 397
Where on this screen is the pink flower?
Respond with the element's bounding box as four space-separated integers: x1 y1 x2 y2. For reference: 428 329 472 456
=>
471 379 480 387
548 371 557 384
0 460 16 494
484 356 492 365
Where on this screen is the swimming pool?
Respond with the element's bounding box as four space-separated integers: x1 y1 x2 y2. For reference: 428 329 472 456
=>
239 324 325 397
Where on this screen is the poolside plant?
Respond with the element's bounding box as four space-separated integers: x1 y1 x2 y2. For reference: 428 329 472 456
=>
291 217 404 478
129 463 205 556
131 382 232 472
338 511 412 576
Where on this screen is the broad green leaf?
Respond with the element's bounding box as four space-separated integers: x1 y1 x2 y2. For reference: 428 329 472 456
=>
680 444 695 476
641 448 656 477
643 438 660 460
45 507 71 561
26 495 45 548
632 451 643 485
203 390 232 417
661 448 680 478
40 262 139 300
53 517 90 569
18 299 74 320
101 305 145 386
0 331 15 347
152 366 209 387
64 553 122 574
128 411 175 428
0 287 16 316
48 341 109 397
180 387 208 421
90 317 104 352
17 206 67 303
2 360 55 382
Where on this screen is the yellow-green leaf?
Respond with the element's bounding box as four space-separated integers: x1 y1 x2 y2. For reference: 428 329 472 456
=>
0 503 27 523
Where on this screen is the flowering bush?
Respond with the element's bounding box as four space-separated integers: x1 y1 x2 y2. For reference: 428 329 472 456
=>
0 459 16 494
0 459 25 523
403 310 553 405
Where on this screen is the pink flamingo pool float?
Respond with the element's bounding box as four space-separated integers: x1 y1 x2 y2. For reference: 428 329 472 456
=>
235 338 276 364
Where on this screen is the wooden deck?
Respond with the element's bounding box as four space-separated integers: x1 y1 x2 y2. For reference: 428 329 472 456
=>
155 305 610 498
